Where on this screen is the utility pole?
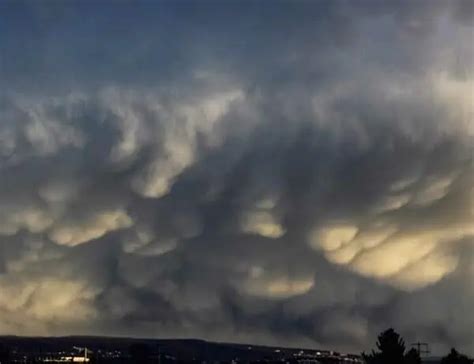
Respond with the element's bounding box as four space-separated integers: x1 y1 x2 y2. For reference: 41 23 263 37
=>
411 342 430 358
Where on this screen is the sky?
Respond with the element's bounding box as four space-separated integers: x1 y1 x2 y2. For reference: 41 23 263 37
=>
0 0 473 356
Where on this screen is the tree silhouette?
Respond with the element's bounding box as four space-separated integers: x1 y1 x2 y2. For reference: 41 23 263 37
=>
363 328 424 364
405 348 421 364
363 328 406 364
441 348 473 364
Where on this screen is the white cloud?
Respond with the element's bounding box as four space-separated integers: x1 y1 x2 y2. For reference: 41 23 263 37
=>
0 207 55 236
130 89 243 198
0 276 98 333
413 175 454 206
242 270 314 299
241 210 285 239
373 193 411 213
389 251 459 291
316 222 474 290
309 223 358 252
23 101 85 156
49 209 133 246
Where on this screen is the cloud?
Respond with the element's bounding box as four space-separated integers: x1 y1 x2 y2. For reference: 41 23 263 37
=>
241 210 285 239
412 175 455 206
310 184 474 290
240 266 314 299
87 87 243 199
0 0 473 356
49 209 133 247
0 269 99 334
0 208 54 236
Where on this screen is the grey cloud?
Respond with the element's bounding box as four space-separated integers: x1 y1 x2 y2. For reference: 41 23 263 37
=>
0 0 473 356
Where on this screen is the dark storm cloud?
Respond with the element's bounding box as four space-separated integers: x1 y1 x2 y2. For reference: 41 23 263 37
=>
0 0 473 356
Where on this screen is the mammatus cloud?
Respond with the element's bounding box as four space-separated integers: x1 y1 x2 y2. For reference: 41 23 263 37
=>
0 276 98 333
310 190 474 291
0 208 54 236
123 89 244 198
0 0 473 356
241 207 286 239
49 209 133 247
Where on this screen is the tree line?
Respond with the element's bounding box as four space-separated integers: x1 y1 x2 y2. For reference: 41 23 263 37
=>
0 330 472 363
363 328 473 364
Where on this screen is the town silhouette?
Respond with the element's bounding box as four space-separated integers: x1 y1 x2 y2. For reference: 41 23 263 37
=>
0 328 472 364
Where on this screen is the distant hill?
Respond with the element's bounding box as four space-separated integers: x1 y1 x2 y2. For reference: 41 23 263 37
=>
0 335 360 362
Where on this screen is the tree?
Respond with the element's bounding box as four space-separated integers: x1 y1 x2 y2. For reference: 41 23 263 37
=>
441 348 473 364
363 328 424 364
404 348 421 364
363 328 406 364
